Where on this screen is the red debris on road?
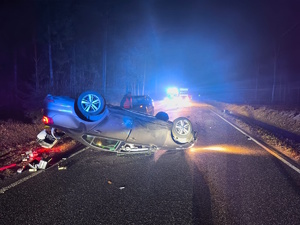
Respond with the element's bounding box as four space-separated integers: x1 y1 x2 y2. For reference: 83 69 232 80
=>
0 163 17 171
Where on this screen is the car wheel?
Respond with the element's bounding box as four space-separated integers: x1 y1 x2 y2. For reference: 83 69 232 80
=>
75 91 106 121
171 117 193 144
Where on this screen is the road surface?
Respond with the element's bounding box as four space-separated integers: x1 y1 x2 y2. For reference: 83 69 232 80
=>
1 102 300 224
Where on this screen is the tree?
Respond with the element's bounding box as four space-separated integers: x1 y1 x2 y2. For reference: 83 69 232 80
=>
272 22 300 103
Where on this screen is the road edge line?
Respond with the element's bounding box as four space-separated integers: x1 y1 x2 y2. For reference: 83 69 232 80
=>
0 146 89 194
210 110 300 174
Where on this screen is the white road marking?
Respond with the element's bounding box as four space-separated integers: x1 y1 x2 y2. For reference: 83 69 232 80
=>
0 146 89 194
211 110 300 174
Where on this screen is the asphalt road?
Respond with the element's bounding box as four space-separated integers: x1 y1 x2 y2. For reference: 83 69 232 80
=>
1 102 300 225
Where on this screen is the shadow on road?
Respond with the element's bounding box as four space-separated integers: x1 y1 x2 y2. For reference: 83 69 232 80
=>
191 161 213 225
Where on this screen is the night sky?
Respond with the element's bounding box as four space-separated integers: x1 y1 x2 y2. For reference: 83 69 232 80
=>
1 0 300 107
147 0 300 87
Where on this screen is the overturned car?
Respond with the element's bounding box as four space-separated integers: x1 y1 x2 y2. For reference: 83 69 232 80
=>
37 91 196 153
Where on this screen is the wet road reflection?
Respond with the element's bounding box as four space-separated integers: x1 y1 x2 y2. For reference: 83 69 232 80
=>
188 145 269 156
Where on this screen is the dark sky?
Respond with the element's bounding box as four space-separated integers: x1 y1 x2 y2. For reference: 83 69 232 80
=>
1 0 300 98
0 0 36 83
143 0 300 88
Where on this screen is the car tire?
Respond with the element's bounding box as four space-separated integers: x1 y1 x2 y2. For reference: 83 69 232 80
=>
171 117 193 144
75 91 106 121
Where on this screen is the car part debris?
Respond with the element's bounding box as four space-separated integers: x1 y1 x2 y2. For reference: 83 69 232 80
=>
28 163 37 169
58 166 67 170
17 166 26 174
37 129 58 148
37 158 52 170
28 162 38 172
26 150 33 157
38 160 48 170
57 158 67 170
29 168 37 172
0 164 17 172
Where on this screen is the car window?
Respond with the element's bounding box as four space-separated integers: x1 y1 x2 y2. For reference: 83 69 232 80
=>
146 97 153 105
82 135 120 151
92 137 120 150
82 134 94 144
132 97 140 106
132 96 152 106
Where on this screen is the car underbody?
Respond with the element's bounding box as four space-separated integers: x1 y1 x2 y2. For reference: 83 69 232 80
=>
37 91 196 153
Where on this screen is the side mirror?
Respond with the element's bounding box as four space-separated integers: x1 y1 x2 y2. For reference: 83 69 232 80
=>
155 111 169 121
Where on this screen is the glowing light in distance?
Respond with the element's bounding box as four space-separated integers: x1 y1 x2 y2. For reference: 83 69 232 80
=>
167 87 179 96
188 145 266 156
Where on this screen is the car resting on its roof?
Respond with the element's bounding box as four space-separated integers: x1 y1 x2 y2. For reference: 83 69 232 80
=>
37 90 196 153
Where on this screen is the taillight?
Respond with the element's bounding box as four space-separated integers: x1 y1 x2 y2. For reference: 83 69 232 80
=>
42 116 53 125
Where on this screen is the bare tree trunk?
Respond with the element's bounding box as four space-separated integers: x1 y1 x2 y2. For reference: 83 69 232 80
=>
132 82 135 95
48 25 54 88
102 46 107 94
102 15 108 95
142 58 146 95
255 63 260 102
271 22 300 103
14 52 18 103
272 46 278 103
279 74 282 102
298 83 300 104
283 83 287 103
33 36 39 91
70 46 76 96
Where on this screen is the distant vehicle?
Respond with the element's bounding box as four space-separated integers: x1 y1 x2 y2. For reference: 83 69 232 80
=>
166 87 179 99
178 88 191 100
166 87 191 99
165 87 191 107
131 95 154 115
37 91 196 153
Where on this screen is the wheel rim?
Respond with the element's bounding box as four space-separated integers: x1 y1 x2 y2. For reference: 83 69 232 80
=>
175 119 191 135
81 94 101 113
